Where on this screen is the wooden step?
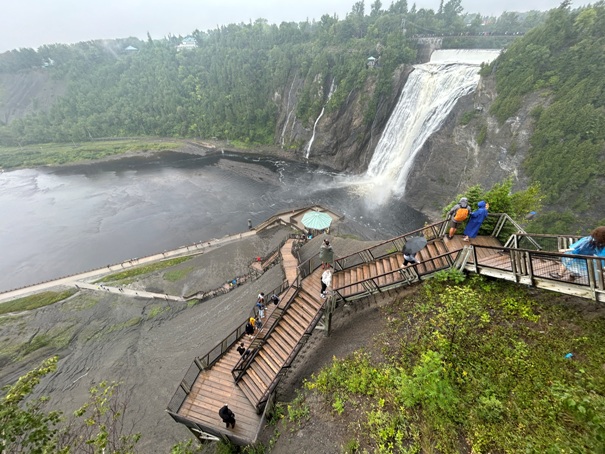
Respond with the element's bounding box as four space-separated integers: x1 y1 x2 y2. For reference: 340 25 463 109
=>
238 378 262 407
363 262 378 280
263 343 288 367
272 325 298 350
240 371 263 399
254 359 277 384
257 350 281 375
280 313 306 336
288 300 315 322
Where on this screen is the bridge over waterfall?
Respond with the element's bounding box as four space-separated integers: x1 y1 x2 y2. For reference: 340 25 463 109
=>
167 213 604 446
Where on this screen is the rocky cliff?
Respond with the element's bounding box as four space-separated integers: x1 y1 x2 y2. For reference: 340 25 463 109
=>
273 51 544 221
2 54 544 223
404 74 548 219
274 65 413 174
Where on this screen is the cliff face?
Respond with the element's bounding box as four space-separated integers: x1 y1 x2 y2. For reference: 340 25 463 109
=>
273 56 544 221
403 74 548 219
2 55 544 223
274 65 413 174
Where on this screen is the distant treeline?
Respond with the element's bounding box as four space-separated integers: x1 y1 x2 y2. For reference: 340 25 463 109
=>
0 1 546 147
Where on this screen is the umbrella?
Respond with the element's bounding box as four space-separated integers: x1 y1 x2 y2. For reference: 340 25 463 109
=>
301 211 332 230
403 236 427 255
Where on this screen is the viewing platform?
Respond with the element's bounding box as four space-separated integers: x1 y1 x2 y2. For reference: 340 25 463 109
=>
168 212 605 446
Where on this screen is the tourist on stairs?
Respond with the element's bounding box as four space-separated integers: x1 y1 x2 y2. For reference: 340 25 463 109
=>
463 201 489 242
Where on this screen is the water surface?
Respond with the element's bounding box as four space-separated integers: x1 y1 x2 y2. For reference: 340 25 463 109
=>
0 151 427 292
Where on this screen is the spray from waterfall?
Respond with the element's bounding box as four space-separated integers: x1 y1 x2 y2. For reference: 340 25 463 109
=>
363 49 500 203
306 79 336 159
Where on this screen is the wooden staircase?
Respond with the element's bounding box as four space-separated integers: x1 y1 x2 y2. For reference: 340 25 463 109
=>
236 270 325 412
333 238 454 299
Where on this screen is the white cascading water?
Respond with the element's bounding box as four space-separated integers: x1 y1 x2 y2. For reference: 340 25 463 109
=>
364 49 500 201
306 78 336 159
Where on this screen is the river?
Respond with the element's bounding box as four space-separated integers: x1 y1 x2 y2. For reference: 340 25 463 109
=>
1 151 427 292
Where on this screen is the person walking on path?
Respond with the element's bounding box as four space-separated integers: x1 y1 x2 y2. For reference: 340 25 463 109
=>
447 197 471 240
320 266 332 299
245 319 255 338
319 239 334 269
463 201 490 241
270 294 280 306
401 251 421 268
550 226 605 280
219 404 236 429
255 300 266 319
237 342 250 358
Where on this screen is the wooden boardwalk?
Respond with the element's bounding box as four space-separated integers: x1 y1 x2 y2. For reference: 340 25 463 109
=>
333 234 502 299
171 225 605 445
174 239 327 443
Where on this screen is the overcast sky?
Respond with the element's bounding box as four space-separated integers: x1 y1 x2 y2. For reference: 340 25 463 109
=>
0 0 577 53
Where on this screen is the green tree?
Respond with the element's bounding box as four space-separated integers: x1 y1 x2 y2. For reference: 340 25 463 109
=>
0 356 62 453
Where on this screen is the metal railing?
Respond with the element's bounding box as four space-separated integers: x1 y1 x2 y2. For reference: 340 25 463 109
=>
469 244 605 296
333 248 463 302
255 297 327 412
503 232 583 252
231 281 296 382
333 219 451 272
168 267 289 416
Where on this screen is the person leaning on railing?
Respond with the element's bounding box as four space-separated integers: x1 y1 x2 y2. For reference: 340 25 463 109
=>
549 226 605 281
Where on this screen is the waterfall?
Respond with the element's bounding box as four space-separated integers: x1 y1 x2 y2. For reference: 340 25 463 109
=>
365 49 500 198
306 78 336 159
281 77 297 147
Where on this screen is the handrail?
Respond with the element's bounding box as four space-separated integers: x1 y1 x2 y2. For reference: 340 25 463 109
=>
469 244 605 294
504 232 584 253
334 219 450 268
255 296 328 411
231 281 298 381
333 249 463 302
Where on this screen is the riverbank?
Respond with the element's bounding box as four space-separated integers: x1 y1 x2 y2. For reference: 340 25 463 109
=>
0 137 299 171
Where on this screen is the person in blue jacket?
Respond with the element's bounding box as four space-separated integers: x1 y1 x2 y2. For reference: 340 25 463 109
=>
462 201 489 242
550 226 605 280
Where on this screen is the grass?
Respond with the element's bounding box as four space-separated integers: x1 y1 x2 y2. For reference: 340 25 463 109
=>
95 257 192 283
59 296 99 312
0 289 78 316
0 324 77 360
106 317 143 334
163 267 193 282
147 305 170 319
302 275 605 453
0 139 182 169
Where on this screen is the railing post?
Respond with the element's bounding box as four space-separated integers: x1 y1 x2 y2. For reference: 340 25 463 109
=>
526 251 534 282
587 258 597 299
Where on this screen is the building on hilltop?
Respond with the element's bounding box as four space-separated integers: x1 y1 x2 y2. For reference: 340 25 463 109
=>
177 37 197 51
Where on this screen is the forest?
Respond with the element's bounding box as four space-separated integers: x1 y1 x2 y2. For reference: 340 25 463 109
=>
482 0 605 232
0 0 543 147
1 1 603 231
